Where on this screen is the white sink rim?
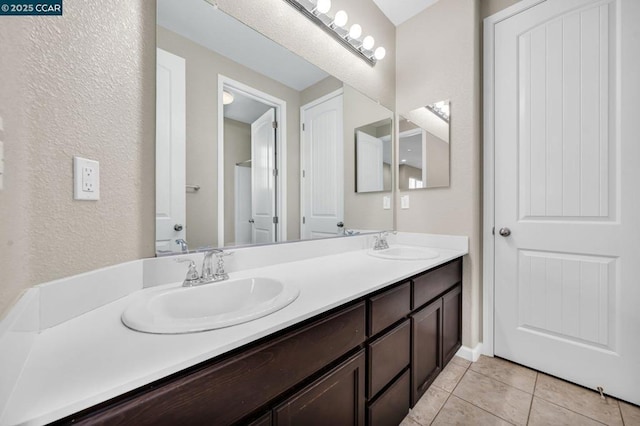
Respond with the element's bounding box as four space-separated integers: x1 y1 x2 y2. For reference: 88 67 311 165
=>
121 277 299 334
367 245 439 261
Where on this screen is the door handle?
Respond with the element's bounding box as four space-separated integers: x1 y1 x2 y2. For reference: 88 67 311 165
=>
248 219 255 224
499 227 511 237
174 224 183 231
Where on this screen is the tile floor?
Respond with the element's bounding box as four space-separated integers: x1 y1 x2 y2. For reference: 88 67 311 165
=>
401 355 640 426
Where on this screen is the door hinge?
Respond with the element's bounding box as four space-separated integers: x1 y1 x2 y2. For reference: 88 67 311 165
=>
273 216 279 224
302 123 305 131
302 216 306 224
272 121 278 129
492 227 495 236
302 170 305 178
273 169 278 177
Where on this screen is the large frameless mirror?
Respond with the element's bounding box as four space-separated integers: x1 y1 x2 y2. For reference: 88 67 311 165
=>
155 0 394 254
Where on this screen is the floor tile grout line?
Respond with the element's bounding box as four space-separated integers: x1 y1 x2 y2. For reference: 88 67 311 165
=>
525 373 538 425
428 388 453 426
449 368 518 426
618 399 625 426
531 395 610 426
468 367 536 395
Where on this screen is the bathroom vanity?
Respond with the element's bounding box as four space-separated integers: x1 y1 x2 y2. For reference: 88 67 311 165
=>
58 259 462 425
0 233 467 426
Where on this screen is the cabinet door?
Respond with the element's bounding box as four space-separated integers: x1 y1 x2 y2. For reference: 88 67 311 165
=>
442 285 462 366
274 351 365 426
411 298 442 406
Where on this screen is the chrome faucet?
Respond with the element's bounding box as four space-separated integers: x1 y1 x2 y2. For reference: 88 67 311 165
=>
175 239 189 253
373 231 394 251
200 249 233 284
177 249 233 287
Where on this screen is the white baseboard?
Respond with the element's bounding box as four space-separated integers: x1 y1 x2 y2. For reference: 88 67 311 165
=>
455 343 483 362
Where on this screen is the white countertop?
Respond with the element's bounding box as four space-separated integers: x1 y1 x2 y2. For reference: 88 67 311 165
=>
0 234 467 425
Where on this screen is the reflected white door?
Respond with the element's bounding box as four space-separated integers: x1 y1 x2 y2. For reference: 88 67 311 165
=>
251 109 276 244
155 48 186 253
356 131 384 192
494 0 640 404
301 93 344 239
234 165 251 245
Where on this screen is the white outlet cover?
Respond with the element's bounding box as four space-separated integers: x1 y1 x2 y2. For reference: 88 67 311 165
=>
74 156 100 201
383 196 391 210
401 195 410 209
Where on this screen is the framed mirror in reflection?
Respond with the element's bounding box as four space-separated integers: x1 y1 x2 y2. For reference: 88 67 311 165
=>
398 101 450 190
155 0 394 254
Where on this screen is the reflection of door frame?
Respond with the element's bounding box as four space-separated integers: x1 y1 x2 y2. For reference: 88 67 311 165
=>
398 127 427 188
217 75 287 247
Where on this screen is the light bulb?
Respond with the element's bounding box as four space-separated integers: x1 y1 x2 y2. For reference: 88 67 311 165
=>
316 0 331 14
362 35 375 50
333 10 348 27
223 90 234 105
349 24 362 39
374 46 386 60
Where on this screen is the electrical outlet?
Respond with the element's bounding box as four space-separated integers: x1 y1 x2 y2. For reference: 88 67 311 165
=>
383 196 391 210
401 195 410 209
74 156 100 200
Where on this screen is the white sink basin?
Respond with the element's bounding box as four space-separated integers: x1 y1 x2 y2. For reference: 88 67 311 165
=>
122 277 299 334
368 245 439 261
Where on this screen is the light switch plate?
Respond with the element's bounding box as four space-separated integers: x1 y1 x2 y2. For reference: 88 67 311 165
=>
401 195 410 209
383 196 391 210
74 156 100 200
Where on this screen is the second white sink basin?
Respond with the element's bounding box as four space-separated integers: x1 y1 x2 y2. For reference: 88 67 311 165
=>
368 245 439 261
122 277 299 334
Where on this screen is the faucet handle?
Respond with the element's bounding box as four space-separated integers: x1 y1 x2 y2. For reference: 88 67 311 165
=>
176 259 200 286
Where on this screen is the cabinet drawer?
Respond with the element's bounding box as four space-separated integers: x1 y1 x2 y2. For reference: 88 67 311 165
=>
367 319 410 398
75 303 366 426
412 259 462 309
273 350 366 426
368 281 411 336
367 369 410 426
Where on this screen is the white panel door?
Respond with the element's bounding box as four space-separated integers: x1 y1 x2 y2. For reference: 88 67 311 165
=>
155 48 186 253
301 94 344 239
234 165 251 245
494 0 640 404
356 131 384 192
251 109 276 244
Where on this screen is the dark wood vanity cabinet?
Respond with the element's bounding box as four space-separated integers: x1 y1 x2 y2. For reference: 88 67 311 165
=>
273 350 366 426
62 258 463 426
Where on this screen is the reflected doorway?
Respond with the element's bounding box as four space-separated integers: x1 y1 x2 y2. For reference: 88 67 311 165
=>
218 76 287 247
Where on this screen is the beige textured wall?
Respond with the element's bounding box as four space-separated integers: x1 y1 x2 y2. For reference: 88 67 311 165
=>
343 85 394 231
300 76 343 106
396 0 481 348
157 27 302 248
0 1 156 319
213 0 396 109
399 164 422 189
223 119 251 246
481 0 521 19
426 132 450 188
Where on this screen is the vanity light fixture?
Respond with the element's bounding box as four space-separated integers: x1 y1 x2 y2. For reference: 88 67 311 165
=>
283 0 385 66
426 100 449 122
222 90 234 105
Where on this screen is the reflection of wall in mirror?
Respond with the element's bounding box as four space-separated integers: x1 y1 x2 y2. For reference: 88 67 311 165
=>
157 26 303 248
425 131 449 188
223 118 251 246
343 85 393 232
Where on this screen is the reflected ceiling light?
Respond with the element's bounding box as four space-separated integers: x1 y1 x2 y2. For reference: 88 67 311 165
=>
401 159 407 162
332 10 348 27
282 0 386 66
223 90 234 105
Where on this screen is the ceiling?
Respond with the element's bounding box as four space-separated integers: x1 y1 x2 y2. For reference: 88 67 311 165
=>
372 0 441 26
157 0 329 91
